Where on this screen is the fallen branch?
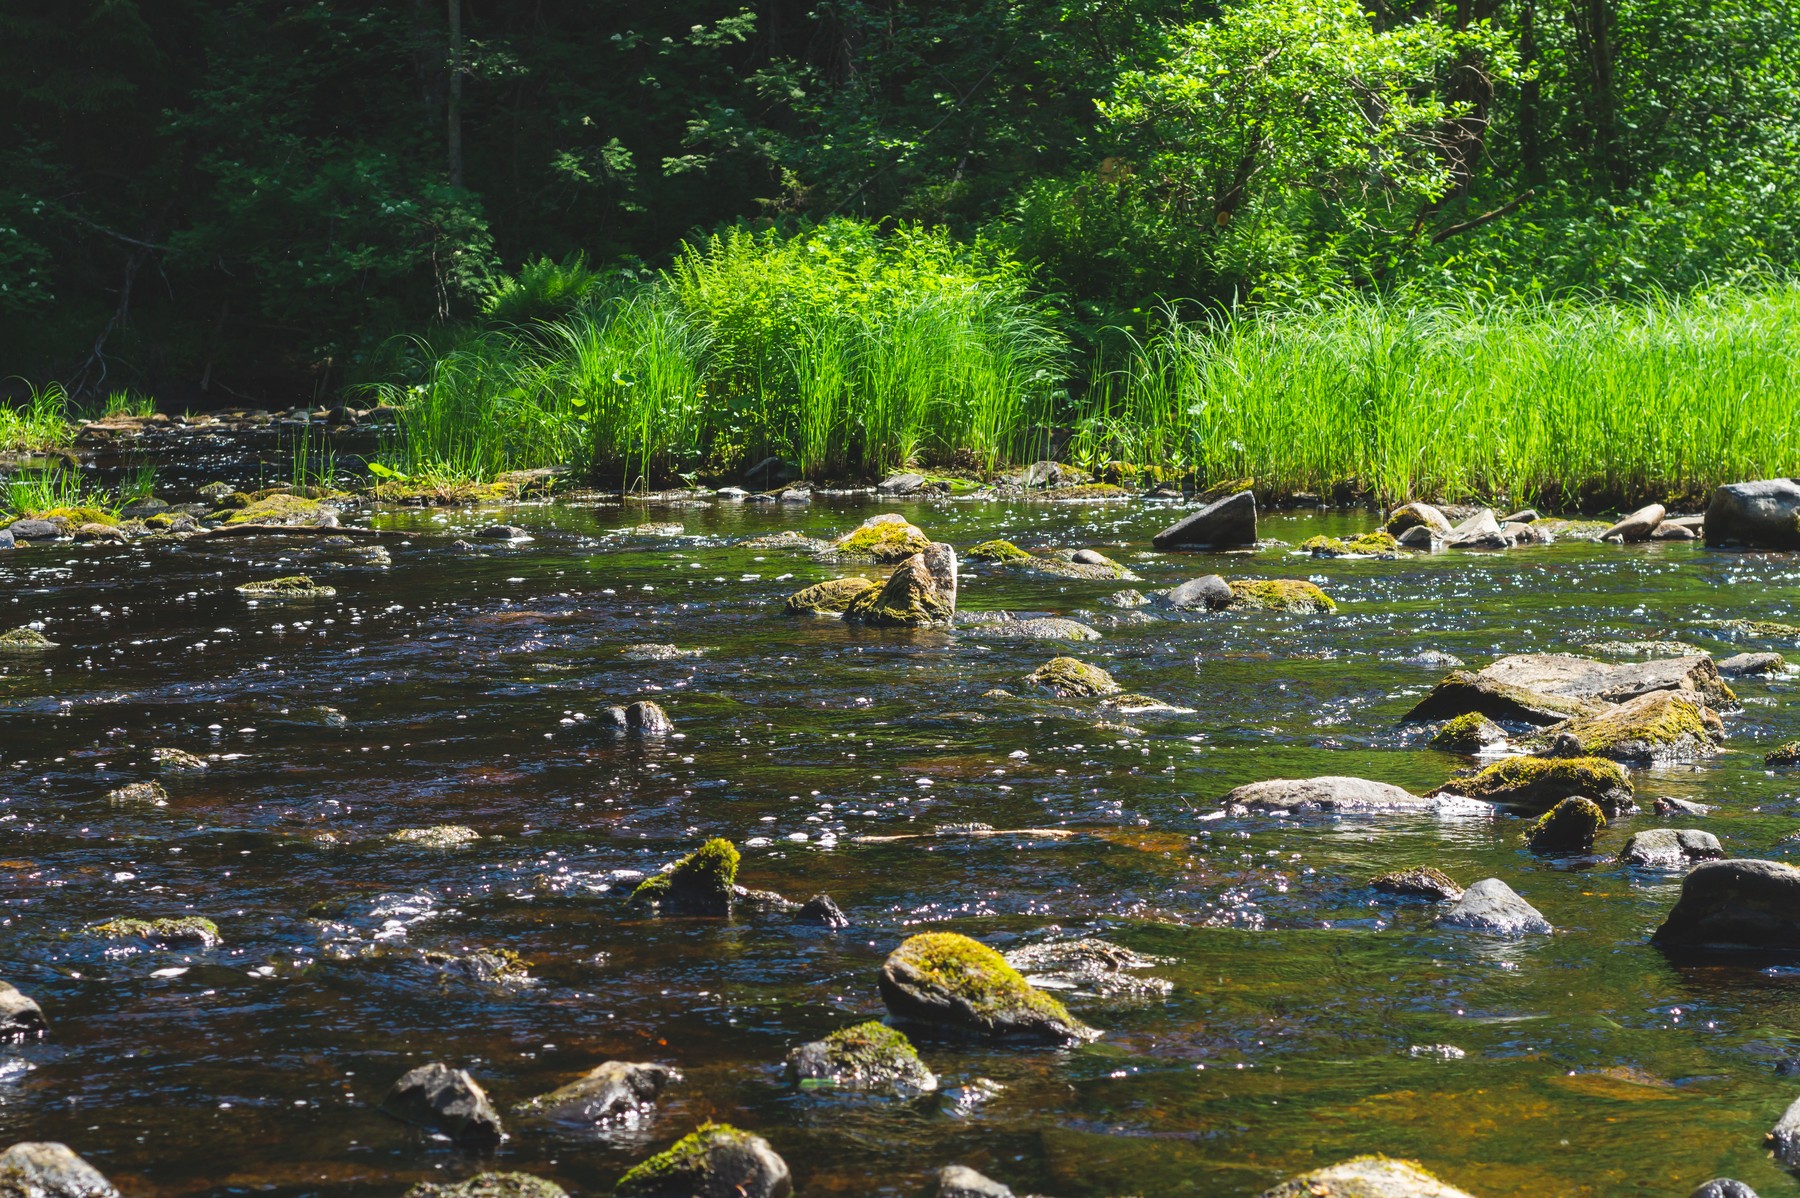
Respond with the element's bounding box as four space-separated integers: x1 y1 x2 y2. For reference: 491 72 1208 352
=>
852 828 1076 844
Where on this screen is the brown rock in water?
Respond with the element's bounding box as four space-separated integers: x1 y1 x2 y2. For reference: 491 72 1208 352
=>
511 1061 679 1125
1384 502 1454 537
1652 859 1800 954
1601 503 1666 542
844 553 954 627
1151 490 1256 550
1371 867 1464 901
0 1142 118 1198
379 1062 504 1147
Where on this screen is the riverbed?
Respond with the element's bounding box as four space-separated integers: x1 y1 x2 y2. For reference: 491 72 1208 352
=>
5 482 1800 1198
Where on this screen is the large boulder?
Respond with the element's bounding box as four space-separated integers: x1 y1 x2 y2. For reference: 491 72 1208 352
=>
0 1143 118 1198
511 1061 679 1125
630 839 739 916
1537 690 1724 762
1222 776 1491 818
379 1062 505 1147
615 1124 791 1198
1436 878 1552 936
1618 829 1724 869
1432 756 1633 816
844 552 954 627
1445 509 1507 548
1601 503 1666 542
1474 653 1734 709
834 514 932 562
1651 859 1800 953
1705 479 1800 549
1151 490 1256 550
1257 1156 1479 1198
0 982 45 1038
785 1021 937 1094
1403 670 1606 726
878 931 1098 1044
1384 503 1455 538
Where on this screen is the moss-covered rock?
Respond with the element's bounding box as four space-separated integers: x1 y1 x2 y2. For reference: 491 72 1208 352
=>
1767 741 1800 766
1026 483 1130 502
106 781 168 809
0 1143 118 1198
218 492 332 526
834 514 931 562
843 553 953 627
783 577 878 615
89 916 222 947
388 825 481 849
614 1123 791 1198
1301 531 1400 557
152 747 208 771
965 539 1035 565
1429 712 1507 752
235 575 337 599
1369 867 1464 901
1536 690 1724 762
1025 657 1119 697
630 838 740 916
405 1174 568 1198
1403 669 1609 726
785 1020 937 1093
0 627 58 652
1525 797 1606 853
1436 755 1633 815
877 931 1097 1044
24 505 116 528
1225 579 1337 613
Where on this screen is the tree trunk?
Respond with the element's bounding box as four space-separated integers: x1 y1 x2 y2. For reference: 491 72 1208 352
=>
447 0 464 188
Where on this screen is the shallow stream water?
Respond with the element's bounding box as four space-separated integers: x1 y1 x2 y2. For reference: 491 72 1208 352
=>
7 479 1800 1198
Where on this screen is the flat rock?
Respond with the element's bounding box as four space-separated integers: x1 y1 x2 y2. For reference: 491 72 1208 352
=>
1371 867 1464 901
1717 651 1785 677
1436 878 1552 936
474 525 532 541
878 472 928 495
1402 670 1607 726
379 1062 505 1147
1445 508 1504 547
1706 479 1800 549
1601 503 1665 541
1652 859 1800 954
1476 653 1734 708
1151 490 1256 550
511 1061 679 1125
404 1174 568 1198
1618 828 1724 869
0 983 45 1038
1257 1156 1479 1198
1223 776 1491 818
615 1124 791 1198
957 618 1100 643
6 519 68 541
0 1142 118 1198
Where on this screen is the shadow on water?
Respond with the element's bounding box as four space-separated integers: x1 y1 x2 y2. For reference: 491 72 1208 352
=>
6 486 1800 1196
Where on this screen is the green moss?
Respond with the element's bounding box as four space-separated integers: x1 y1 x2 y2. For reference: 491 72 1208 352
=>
1299 535 1351 555
1346 530 1400 554
615 1123 754 1194
90 916 222 947
631 838 740 914
790 1021 932 1089
834 516 931 562
1027 483 1131 501
107 780 169 808
0 627 57 651
218 492 327 525
843 557 952 627
405 1173 568 1198
144 513 178 529
1716 618 1800 641
966 539 1036 565
1540 691 1723 761
1524 796 1606 853
783 576 878 614
1441 755 1631 812
887 931 1082 1028
1430 712 1505 752
28 505 116 526
1026 656 1120 697
1226 579 1337 613
1767 740 1800 766
235 575 337 598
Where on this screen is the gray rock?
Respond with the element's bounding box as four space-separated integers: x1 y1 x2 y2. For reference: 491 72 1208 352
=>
1436 878 1552 936
1652 523 1697 541
1655 796 1715 816
1706 479 1800 549
1653 859 1800 953
1102 589 1148 608
1618 828 1724 869
1164 574 1233 609
0 1142 117 1198
1152 491 1256 550
778 487 811 504
938 1166 1015 1198
1223 776 1492 818
1402 649 1465 668
957 617 1100 643
1689 1181 1758 1198
1409 652 1733 724
1773 1094 1800 1165
795 894 848 928
6 519 67 541
1018 461 1065 489
0 528 13 550
475 525 532 541
510 1060 679 1125
379 1062 505 1147
716 486 748 500
1498 508 1540 524
404 1173 568 1198
1003 938 1172 1001
1601 503 1666 542
1396 524 1445 549
1070 548 1111 565
615 1125 791 1198
785 1021 937 1093
922 542 958 613
1257 1156 1478 1198
1385 502 1455 536
1445 508 1503 547
878 472 928 495
0 983 45 1038
1717 651 1786 677
600 700 674 735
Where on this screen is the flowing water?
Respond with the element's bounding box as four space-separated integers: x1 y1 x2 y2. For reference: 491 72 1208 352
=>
7 474 1800 1198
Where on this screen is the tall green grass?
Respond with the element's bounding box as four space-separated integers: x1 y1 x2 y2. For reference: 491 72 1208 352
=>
376 221 1068 485
1071 286 1800 507
0 384 74 453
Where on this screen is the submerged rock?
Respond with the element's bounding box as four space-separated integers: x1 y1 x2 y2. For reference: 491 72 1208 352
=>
834 514 932 563
404 1174 567 1198
106 781 168 809
1429 713 1507 752
614 1124 791 1198
1258 1156 1478 1198
88 916 221 948
1601 503 1666 541
1384 503 1455 537
511 1061 679 1125
620 643 706 661
1163 575 1233 609
795 894 849 928
1223 776 1491 818
1151 490 1257 550
1224 579 1336 613
1618 828 1724 869
844 552 955 627
599 700 675 735
878 931 1097 1044
784 577 878 615
630 838 739 916
1003 938 1172 1001
0 628 57 652
785 1020 937 1094
380 1062 504 1148
1434 755 1633 816
1705 479 1800 550
958 618 1101 643
235 575 337 599
1370 867 1464 902
1024 657 1119 698
1300 531 1400 557
0 1142 118 1198
388 825 481 849
0 983 46 1039
474 525 532 541
1718 651 1786 677
1537 690 1724 762
1436 878 1552 936
151 747 208 771
1523 797 1606 854
1652 859 1800 953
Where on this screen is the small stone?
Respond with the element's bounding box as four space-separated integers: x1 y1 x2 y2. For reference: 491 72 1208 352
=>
957 617 1100 643
615 1124 791 1198
1766 741 1800 767
844 552 954 627
379 1062 505 1148
0 628 57 652
404 1173 567 1198
786 1021 937 1093
151 748 207 772
878 472 927 495
0 982 46 1039
474 525 532 541
937 1165 1015 1198
1498 508 1540 524
1718 652 1785 677
389 825 480 849
1370 867 1464 902
235 575 336 599
88 916 221 947
1619 828 1724 869
795 895 848 928
1436 878 1552 936
1224 777 1489 818
1102 589 1148 609
1689 1182 1759 1198
6 519 69 541
599 700 675 735
1654 796 1714 816
1408 1044 1467 1060
1429 713 1506 752
1524 797 1605 853
1163 575 1232 609
0 1142 118 1198
1025 657 1119 698
630 839 739 916
1003 938 1172 1000
510 1061 679 1125
620 643 705 661
106 781 168 809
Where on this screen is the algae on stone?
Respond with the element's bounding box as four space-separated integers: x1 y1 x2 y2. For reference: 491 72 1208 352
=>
235 575 337 599
1225 579 1337 613
1436 755 1633 815
965 540 1035 566
877 931 1097 1044
1535 690 1724 762
1524 797 1606 853
405 1174 569 1198
614 1122 790 1198
834 515 931 563
785 1020 937 1093
389 824 481 849
0 627 58 652
631 838 740 916
107 781 169 809
783 576 878 615
218 492 333 525
1025 657 1120 697
843 554 952 627
90 916 222 947
1767 741 1800 766
1429 712 1506 752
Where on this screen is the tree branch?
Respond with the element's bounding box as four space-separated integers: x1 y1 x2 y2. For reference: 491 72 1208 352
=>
1429 188 1535 243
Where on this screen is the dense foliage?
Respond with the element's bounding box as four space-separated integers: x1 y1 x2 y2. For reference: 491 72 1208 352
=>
5 0 1800 399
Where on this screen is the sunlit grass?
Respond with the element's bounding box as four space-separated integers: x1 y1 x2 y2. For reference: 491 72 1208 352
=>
0 383 75 453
